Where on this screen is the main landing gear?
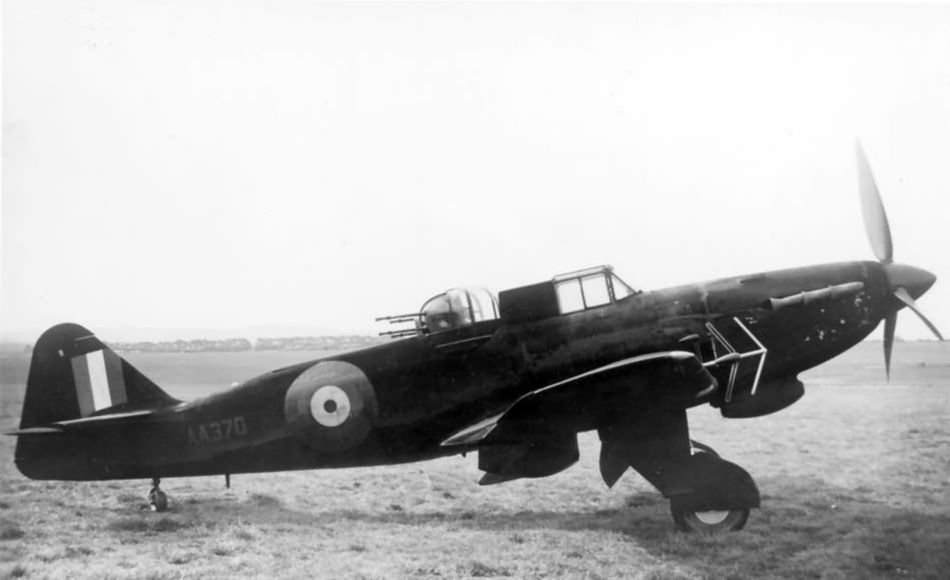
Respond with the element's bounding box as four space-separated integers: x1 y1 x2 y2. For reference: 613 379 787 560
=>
147 477 168 512
599 411 760 534
670 440 750 533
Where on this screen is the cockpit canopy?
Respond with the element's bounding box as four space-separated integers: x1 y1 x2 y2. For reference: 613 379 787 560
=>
417 266 636 333
376 265 638 338
420 287 499 334
552 265 636 314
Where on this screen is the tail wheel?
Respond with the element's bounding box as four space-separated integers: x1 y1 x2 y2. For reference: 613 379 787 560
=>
672 506 749 533
148 488 168 512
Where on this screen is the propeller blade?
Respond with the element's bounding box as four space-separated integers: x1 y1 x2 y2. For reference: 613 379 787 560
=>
883 311 897 380
856 142 893 263
893 287 945 341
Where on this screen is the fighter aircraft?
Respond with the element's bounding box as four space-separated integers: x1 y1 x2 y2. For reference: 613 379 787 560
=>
10 144 942 533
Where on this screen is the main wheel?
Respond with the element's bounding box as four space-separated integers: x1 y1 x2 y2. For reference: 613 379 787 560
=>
672 506 749 533
676 442 748 532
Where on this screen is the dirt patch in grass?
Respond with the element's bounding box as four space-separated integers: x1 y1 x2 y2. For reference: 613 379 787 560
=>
468 561 511 577
65 545 94 558
168 551 196 565
230 526 255 541
107 517 150 533
115 493 143 506
0 523 23 541
107 516 191 534
248 492 281 507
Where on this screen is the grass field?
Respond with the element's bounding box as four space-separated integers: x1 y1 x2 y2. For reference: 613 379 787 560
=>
0 342 948 579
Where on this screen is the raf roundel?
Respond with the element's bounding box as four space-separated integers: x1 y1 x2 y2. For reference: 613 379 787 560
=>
309 385 351 427
284 360 378 452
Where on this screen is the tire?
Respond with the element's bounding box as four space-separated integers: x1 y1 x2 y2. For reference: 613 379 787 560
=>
672 507 749 533
676 442 748 533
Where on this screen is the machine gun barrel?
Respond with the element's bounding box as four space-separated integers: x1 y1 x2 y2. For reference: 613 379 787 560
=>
378 328 422 338
374 313 423 324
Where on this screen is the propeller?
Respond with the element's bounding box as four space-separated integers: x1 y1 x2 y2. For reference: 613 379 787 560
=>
856 142 943 379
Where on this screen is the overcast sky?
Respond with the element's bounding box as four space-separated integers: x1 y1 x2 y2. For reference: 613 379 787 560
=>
3 2 949 341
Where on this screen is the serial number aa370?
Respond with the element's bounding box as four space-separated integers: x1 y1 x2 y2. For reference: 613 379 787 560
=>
10 145 943 533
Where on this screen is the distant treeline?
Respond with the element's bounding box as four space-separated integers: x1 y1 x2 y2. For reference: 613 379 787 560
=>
107 338 253 353
254 336 383 351
92 335 385 353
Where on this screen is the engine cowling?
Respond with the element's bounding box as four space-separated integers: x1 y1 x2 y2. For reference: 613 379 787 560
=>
284 360 378 452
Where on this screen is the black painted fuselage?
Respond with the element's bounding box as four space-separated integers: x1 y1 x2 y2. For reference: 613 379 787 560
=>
15 259 908 482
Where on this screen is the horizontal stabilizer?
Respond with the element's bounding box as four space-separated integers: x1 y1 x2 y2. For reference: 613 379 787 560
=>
55 409 157 428
7 410 160 436
5 427 64 436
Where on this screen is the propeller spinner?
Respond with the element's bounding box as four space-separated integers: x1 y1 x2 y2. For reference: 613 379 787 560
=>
855 142 943 378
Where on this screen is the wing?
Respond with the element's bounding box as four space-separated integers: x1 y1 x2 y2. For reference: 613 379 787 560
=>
441 351 717 484
443 351 716 448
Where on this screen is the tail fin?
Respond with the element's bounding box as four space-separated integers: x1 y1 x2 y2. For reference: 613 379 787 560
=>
19 323 179 429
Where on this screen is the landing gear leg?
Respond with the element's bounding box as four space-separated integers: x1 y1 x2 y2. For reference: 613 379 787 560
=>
147 477 168 512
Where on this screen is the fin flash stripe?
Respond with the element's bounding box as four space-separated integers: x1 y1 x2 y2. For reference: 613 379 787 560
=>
71 350 127 416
